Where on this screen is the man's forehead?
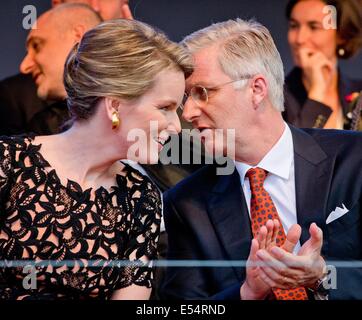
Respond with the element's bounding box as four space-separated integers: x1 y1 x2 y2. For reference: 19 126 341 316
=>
26 14 56 43
187 46 224 86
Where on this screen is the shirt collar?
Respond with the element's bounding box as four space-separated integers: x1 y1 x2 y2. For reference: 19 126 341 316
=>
235 123 293 182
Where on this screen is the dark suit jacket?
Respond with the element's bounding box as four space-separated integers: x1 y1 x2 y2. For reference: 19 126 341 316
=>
0 73 49 135
283 67 362 129
160 126 362 300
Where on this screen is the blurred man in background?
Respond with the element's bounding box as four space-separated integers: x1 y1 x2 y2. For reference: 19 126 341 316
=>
0 0 132 135
51 0 133 20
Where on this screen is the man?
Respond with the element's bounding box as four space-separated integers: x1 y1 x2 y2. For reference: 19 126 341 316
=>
160 19 362 300
0 4 102 135
15 4 102 134
0 0 132 136
51 0 133 20
20 4 101 102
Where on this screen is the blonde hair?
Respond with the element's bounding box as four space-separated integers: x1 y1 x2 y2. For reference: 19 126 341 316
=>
182 19 285 111
64 19 193 121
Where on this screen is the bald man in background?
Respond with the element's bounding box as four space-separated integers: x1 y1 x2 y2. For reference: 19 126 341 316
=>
0 0 132 135
21 4 101 103
7 4 101 135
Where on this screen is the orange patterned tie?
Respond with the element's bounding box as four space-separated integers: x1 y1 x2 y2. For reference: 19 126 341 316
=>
246 167 308 300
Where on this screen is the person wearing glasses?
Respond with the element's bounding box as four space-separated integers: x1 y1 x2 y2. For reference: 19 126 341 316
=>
283 0 362 129
159 18 362 300
0 19 192 300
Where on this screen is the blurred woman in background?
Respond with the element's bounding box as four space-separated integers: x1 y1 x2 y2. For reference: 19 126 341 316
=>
283 0 362 129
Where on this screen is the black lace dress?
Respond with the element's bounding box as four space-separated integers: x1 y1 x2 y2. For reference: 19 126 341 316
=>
0 136 161 300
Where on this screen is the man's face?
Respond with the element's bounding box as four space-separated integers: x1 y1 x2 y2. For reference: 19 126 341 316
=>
182 45 252 156
20 14 76 100
94 0 127 20
53 0 128 20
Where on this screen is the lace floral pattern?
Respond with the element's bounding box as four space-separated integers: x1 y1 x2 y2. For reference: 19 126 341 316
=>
0 136 161 300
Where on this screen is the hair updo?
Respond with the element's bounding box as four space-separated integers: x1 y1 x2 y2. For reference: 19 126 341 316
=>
64 19 193 121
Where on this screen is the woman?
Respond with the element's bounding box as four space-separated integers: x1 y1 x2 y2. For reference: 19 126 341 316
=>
283 0 362 129
0 19 192 299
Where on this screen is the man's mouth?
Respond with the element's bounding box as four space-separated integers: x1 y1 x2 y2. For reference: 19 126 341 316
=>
197 126 212 133
33 73 42 84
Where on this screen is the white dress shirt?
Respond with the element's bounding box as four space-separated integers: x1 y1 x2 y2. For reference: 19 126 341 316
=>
235 123 301 253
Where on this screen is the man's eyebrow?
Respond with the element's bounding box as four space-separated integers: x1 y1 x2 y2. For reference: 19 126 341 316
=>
26 36 44 49
186 81 214 90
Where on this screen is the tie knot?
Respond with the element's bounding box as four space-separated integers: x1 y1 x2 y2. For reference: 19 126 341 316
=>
246 167 267 188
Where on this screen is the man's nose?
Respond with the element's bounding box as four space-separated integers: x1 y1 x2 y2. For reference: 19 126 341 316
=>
20 52 35 75
182 96 202 124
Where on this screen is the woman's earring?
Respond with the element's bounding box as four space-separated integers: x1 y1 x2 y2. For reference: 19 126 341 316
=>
112 110 120 130
338 47 345 57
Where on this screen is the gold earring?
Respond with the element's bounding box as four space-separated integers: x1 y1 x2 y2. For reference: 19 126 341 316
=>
111 110 120 130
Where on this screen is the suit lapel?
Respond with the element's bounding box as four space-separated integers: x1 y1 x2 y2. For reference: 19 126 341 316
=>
207 169 252 281
205 127 335 278
291 126 335 255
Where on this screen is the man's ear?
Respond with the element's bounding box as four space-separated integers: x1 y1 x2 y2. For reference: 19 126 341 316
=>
72 24 87 43
251 75 268 109
51 0 64 7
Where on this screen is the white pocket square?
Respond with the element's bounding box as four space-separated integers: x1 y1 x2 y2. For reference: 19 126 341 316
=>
326 203 349 224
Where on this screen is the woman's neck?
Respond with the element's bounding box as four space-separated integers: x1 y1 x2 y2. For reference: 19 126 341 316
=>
34 122 127 189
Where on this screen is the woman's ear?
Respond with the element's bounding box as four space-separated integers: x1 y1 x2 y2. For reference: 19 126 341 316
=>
104 97 120 120
251 75 268 109
104 97 122 130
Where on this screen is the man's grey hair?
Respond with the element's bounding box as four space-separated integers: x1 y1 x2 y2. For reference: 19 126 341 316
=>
182 18 285 112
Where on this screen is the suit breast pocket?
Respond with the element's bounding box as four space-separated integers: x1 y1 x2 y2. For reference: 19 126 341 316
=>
327 202 360 235
327 202 361 259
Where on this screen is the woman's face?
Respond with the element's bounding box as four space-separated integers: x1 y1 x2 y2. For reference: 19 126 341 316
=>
118 68 185 164
288 0 339 66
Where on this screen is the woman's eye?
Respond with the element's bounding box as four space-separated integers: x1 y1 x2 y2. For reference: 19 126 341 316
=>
288 22 298 30
308 22 322 31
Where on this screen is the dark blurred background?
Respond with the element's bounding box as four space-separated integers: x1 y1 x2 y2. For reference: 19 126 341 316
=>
1 0 361 80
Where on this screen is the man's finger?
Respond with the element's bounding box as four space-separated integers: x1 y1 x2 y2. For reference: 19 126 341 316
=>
258 226 267 250
248 238 260 265
282 224 301 253
309 223 323 250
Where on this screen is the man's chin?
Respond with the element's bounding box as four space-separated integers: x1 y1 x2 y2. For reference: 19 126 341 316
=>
36 87 49 101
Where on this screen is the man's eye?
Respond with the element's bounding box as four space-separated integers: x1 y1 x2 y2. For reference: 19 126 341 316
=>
32 42 41 52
